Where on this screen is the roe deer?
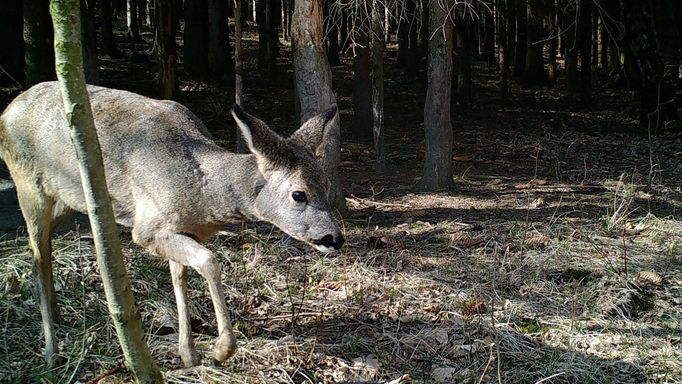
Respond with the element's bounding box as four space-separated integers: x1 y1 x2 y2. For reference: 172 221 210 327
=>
0 82 344 367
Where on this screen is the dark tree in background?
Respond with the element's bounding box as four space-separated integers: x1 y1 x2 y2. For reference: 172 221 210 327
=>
100 0 120 57
184 0 209 78
208 0 233 80
24 0 56 85
422 0 454 190
0 0 25 85
352 6 372 140
578 0 592 102
157 0 177 98
524 0 548 85
80 0 99 84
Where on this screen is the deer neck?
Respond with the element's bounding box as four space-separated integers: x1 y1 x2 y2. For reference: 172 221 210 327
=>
198 150 264 224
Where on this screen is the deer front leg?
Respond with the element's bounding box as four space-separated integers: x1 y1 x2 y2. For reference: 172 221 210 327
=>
169 260 201 367
137 229 237 362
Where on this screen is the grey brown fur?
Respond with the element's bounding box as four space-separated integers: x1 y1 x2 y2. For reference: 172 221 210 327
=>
0 82 344 366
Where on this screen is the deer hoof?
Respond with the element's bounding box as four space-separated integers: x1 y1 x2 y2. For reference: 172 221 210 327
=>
213 331 237 362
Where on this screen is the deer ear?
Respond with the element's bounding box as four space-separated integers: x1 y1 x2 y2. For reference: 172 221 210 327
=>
288 105 338 157
231 104 286 164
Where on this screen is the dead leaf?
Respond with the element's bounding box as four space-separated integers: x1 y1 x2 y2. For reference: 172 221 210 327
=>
523 233 550 248
431 366 457 383
463 300 486 316
367 236 405 249
636 271 663 286
529 197 546 208
451 234 484 248
453 154 474 162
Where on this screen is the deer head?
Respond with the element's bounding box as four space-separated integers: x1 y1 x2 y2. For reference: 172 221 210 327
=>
231 105 344 252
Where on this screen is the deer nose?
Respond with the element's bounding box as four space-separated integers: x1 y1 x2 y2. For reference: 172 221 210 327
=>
316 234 344 250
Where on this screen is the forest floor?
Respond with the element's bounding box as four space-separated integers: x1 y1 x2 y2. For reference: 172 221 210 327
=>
1 25 681 384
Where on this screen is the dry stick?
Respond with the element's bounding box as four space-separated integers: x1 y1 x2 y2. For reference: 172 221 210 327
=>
86 365 123 384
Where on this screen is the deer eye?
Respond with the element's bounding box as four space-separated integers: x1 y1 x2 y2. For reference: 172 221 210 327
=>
292 191 308 203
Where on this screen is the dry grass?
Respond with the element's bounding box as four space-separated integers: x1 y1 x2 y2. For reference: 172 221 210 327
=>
1 176 680 383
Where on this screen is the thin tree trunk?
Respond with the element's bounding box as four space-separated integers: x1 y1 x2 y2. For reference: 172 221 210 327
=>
127 0 142 41
497 0 509 97
48 1 163 382
291 0 345 211
579 0 592 102
513 0 526 77
80 0 99 84
564 1 579 98
325 0 340 65
591 10 598 66
235 0 245 152
101 0 120 57
405 0 419 79
422 0 454 190
548 0 557 84
598 14 607 68
24 0 56 85
523 0 547 85
184 0 208 78
208 0 233 80
483 4 495 65
0 0 25 85
352 6 372 139
507 0 516 69
372 0 385 174
455 16 472 111
157 0 177 98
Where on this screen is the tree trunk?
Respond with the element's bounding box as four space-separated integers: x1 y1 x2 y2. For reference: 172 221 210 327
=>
235 0 245 152
291 0 345 211
371 0 385 174
653 0 679 110
547 0 557 84
625 0 679 130
513 0 526 77
80 0 99 84
208 0 233 80
523 0 547 85
404 0 419 79
184 0 208 78
591 10 599 66
483 4 495 65
598 14 607 68
325 0 340 65
497 0 509 97
455 16 472 111
48 1 163 382
264 0 279 80
0 0 25 85
137 0 147 30
127 0 142 41
157 0 177 99
564 2 579 98
24 0 56 85
352 6 372 140
422 0 454 190
507 0 516 69
100 0 120 57
579 0 592 103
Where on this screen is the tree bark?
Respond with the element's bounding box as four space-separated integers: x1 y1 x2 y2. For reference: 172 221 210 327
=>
80 0 99 84
157 0 177 99
455 15 472 111
547 0 557 84
235 0 245 152
564 1 579 99
579 0 592 103
352 6 372 140
0 0 25 85
291 0 345 211
497 0 509 97
371 0 385 174
325 0 341 65
184 0 209 78
507 0 516 69
422 0 454 190
48 1 163 382
523 0 547 85
100 0 120 57
127 0 142 41
513 0 526 77
208 0 233 80
404 0 419 79
24 0 56 85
